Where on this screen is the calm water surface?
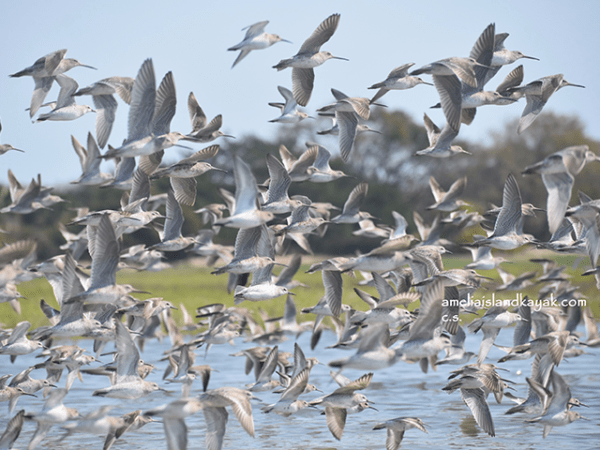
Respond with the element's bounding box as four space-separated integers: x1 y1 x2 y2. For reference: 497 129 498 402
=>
1 324 598 450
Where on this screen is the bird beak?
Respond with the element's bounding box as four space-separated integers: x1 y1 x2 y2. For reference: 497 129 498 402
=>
565 82 585 88
422 81 434 86
280 39 293 44
174 144 193 150
222 134 236 139
476 275 494 280
522 55 539 61
332 56 349 61
212 168 228 174
132 288 151 294
81 65 97 70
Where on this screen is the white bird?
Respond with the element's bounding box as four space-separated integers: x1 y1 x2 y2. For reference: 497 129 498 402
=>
522 145 599 234
35 74 95 122
368 62 432 104
273 13 348 106
92 319 166 399
268 86 312 123
228 20 291 69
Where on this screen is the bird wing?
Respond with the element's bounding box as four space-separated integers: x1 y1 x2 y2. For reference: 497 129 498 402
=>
298 13 341 54
292 68 314 107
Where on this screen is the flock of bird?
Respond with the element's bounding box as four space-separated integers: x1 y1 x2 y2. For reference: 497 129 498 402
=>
0 13 597 450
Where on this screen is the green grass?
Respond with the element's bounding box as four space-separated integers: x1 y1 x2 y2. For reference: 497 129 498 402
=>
2 249 598 331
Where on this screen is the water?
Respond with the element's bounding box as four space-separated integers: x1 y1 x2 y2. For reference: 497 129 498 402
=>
1 325 597 449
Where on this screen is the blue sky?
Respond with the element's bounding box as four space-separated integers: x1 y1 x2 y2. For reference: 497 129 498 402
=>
1 0 599 186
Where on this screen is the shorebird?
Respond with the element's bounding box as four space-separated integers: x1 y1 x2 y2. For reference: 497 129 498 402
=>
525 369 588 438
268 85 312 123
468 305 524 364
491 32 539 66
427 176 469 212
317 89 376 162
508 74 585 134
309 372 375 440
9 48 96 118
74 76 134 148
273 13 347 106
0 409 24 450
368 62 432 104
35 74 95 122
415 112 470 158
25 388 79 450
474 174 534 250
70 133 112 185
149 144 224 206
331 182 374 223
372 417 427 450
150 189 197 252
328 324 402 372
522 145 599 234
0 119 24 155
261 368 313 416
214 156 274 229
228 20 291 68
429 24 519 126
0 321 44 362
102 60 189 159
261 153 305 214
92 319 166 399
410 56 485 88
65 215 147 305
395 280 451 371
185 92 234 142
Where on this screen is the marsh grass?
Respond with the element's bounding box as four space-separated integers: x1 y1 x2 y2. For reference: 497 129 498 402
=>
1 250 598 332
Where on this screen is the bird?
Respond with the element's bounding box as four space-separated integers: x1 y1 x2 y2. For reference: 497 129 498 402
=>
509 74 585 134
317 88 380 163
268 85 312 123
368 62 433 104
228 20 291 68
525 369 588 438
213 156 274 229
372 417 427 450
150 189 197 252
410 56 486 88
0 409 24 450
0 119 25 155
273 13 347 106
73 76 134 148
9 48 96 118
149 144 225 206
92 319 166 399
70 133 112 186
427 176 469 212
102 59 189 159
35 74 95 122
185 92 234 143
415 113 470 158
473 173 533 250
522 145 599 235
309 372 375 440
331 182 374 223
